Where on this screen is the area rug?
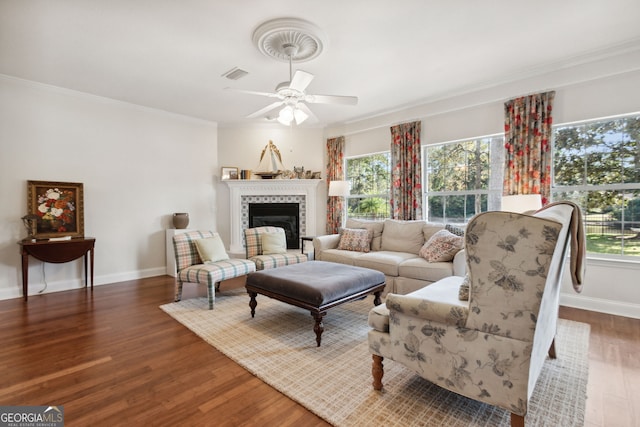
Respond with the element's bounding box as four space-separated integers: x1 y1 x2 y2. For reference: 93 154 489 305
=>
160 288 589 426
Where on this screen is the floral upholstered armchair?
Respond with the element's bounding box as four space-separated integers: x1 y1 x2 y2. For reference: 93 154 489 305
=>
367 204 578 427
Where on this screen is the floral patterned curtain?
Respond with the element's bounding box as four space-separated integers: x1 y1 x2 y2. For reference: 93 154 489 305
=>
326 136 345 234
503 91 555 205
390 121 422 220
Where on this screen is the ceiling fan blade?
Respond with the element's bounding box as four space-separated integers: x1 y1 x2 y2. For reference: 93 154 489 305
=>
305 94 358 105
296 103 318 124
246 101 284 119
225 87 280 98
289 70 314 92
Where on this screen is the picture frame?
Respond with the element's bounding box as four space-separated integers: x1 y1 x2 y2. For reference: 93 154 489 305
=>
27 180 84 239
221 167 239 180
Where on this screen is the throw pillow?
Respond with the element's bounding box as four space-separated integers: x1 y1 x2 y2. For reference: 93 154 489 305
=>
458 274 470 301
195 235 229 263
261 232 287 255
445 223 465 237
419 229 464 262
337 228 371 252
345 218 384 251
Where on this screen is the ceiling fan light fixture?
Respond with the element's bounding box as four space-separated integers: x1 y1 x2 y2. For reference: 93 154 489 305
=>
293 107 308 125
277 105 294 125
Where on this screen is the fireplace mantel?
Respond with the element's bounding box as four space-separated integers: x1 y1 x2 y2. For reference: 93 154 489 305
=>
224 179 322 254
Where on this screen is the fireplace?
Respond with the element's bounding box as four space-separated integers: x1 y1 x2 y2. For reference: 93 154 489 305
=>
224 179 321 255
249 203 300 249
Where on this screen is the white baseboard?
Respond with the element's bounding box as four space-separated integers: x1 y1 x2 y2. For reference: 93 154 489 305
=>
0 267 167 301
560 292 640 319
5 271 637 320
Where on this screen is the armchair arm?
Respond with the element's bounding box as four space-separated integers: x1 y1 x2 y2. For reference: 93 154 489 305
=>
385 276 468 327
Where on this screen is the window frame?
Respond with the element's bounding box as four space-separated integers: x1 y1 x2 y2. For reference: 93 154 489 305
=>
422 134 504 223
344 151 392 221
551 112 640 260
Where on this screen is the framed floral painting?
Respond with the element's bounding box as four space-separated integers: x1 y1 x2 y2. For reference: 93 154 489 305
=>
27 180 84 238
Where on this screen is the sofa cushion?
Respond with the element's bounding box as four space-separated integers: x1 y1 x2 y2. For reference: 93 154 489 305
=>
398 257 454 282
419 229 464 262
345 218 384 251
381 220 425 254
317 248 362 265
422 223 445 242
354 251 418 276
337 228 371 252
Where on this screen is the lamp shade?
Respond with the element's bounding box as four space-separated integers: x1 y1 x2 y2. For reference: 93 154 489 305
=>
328 180 351 197
501 194 542 214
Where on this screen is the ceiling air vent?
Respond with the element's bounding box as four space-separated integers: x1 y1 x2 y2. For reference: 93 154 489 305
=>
222 67 249 80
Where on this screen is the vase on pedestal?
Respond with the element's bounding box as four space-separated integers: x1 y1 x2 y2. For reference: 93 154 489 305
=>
172 213 189 229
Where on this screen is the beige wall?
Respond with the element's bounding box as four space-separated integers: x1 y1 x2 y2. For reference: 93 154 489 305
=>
0 76 219 300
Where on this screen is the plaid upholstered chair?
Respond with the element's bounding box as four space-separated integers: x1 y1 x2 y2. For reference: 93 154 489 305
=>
244 226 308 270
173 230 255 309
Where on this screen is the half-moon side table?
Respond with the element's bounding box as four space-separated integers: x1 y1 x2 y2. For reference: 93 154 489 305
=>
18 237 95 301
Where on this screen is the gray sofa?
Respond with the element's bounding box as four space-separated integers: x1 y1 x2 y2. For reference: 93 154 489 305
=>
313 218 466 295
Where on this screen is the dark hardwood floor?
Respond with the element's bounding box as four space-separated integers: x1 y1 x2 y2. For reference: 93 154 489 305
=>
0 276 637 426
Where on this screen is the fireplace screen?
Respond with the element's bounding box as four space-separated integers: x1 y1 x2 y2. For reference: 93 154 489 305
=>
249 203 300 249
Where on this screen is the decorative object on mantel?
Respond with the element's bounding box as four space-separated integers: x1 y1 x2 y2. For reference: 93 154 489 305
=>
221 167 239 180
27 180 84 239
254 140 284 179
293 166 305 179
172 213 189 229
277 167 321 180
279 170 295 179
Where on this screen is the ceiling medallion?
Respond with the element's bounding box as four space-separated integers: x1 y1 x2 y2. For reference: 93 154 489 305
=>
252 17 326 63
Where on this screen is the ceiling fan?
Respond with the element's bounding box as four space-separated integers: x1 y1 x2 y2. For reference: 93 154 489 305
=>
232 43 358 125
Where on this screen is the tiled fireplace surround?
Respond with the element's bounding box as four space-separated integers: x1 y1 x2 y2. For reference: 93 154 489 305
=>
224 180 322 255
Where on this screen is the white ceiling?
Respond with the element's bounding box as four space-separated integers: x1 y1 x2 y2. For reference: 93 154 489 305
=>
2 0 640 127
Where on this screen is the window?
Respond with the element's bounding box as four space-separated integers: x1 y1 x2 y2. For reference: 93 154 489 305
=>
552 113 640 257
345 152 391 220
423 136 504 223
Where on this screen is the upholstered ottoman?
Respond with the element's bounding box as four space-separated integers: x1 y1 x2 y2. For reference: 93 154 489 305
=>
245 261 386 346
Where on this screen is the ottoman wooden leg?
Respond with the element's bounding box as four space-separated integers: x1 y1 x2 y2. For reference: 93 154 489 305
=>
311 311 326 347
373 290 382 306
248 291 258 318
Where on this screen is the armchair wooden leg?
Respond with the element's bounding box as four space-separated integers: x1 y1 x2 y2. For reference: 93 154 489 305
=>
207 284 214 310
548 338 557 359
510 413 524 427
372 355 384 391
